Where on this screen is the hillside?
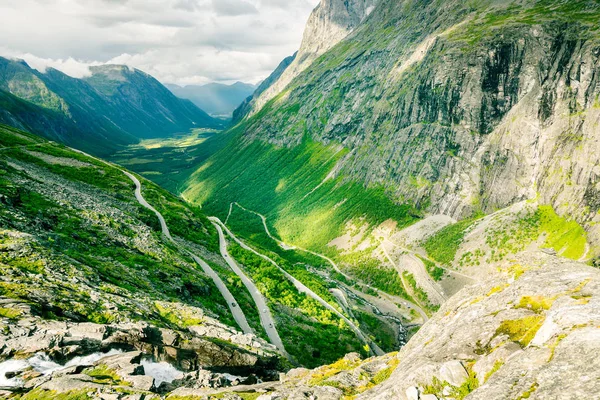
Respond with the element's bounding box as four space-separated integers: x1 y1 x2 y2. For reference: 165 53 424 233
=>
167 82 256 118
0 58 221 156
0 123 412 398
177 0 600 262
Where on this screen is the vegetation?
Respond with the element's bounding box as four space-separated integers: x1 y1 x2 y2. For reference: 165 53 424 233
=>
19 389 93 400
227 242 364 366
424 218 478 265
0 124 237 329
516 296 554 314
182 134 420 254
484 359 504 383
417 255 445 281
422 363 480 400
496 315 546 348
403 272 439 313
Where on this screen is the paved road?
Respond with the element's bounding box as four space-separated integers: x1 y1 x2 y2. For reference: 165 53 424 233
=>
212 222 288 356
122 171 253 336
210 217 385 357
380 243 430 320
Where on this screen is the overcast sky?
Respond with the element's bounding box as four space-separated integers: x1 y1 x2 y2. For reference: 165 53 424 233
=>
0 0 320 86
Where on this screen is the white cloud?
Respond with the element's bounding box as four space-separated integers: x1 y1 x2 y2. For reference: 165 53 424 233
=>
0 0 320 85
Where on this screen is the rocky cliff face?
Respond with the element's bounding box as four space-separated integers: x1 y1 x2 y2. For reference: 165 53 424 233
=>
14 252 596 398
240 0 379 119
233 0 600 256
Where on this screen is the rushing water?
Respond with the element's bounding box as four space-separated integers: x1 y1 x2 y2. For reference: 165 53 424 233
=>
0 350 190 389
140 359 184 387
0 350 123 388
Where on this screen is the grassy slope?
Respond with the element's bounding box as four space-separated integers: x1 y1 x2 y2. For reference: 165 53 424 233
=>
182 131 420 254
0 124 376 367
0 124 235 328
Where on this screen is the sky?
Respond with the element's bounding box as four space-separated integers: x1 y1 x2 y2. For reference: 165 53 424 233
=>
0 0 320 86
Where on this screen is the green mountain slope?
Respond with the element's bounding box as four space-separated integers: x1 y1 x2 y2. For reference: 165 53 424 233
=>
0 58 222 156
0 124 402 371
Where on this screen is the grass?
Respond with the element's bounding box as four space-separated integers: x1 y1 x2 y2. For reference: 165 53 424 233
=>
424 218 478 265
417 255 445 281
0 125 238 329
227 242 365 366
182 134 420 254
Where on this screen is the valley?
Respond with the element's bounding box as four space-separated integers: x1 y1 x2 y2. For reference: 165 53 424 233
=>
1 0 600 399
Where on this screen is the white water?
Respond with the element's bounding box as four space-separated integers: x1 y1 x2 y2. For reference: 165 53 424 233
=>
0 349 123 388
0 359 28 388
140 359 184 387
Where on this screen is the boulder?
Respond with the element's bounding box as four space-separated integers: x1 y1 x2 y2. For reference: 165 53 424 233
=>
406 386 419 400
439 360 468 387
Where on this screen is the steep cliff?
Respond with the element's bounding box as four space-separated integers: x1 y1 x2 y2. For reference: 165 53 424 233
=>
184 0 600 260
238 0 379 119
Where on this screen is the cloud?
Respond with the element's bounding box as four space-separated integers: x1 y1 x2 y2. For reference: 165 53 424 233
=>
212 0 258 16
0 0 320 85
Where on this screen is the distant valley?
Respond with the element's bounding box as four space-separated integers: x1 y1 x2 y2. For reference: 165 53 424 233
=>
166 82 257 119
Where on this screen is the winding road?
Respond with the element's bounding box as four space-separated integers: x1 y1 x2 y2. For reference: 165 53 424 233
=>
229 202 428 323
210 216 385 357
212 222 287 356
122 171 254 337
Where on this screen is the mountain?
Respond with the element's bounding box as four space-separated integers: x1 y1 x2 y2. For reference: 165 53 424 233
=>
166 81 256 118
235 0 379 121
0 58 221 156
3 0 600 398
178 0 600 260
233 53 297 124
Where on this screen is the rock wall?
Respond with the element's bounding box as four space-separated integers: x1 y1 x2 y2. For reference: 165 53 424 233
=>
239 0 600 252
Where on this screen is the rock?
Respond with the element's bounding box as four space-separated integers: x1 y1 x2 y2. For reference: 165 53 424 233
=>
439 361 468 387
39 374 103 392
127 375 155 391
406 386 419 400
343 352 362 363
421 395 438 400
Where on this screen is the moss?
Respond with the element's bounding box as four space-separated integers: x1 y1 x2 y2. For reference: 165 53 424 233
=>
0 307 23 320
422 363 479 400
496 315 545 348
370 357 400 385
487 284 508 296
308 357 363 386
547 333 568 362
516 382 540 399
516 296 554 313
84 364 128 385
484 359 504 382
20 388 93 400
